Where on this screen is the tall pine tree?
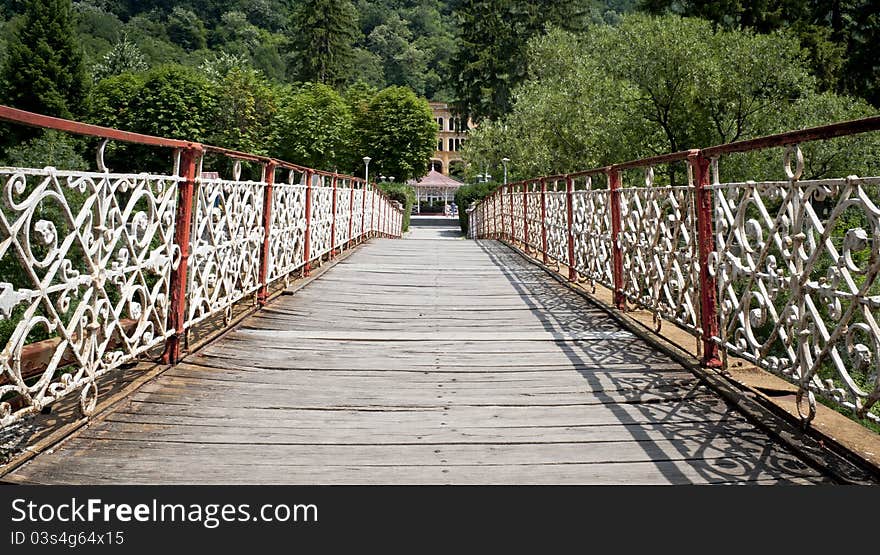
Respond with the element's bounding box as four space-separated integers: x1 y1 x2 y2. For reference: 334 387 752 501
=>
449 0 596 122
1 0 87 125
291 0 360 88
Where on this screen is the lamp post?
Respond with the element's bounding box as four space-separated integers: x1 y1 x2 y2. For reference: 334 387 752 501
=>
502 157 510 185
363 156 371 184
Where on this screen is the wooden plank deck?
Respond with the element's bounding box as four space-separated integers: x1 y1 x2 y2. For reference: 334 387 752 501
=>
4 225 828 484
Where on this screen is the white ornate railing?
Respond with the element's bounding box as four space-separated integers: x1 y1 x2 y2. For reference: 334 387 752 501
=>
0 106 403 429
471 116 880 427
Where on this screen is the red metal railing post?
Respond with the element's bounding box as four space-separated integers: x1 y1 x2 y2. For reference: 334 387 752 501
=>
257 161 277 306
500 186 507 240
379 194 383 237
522 183 529 250
491 193 496 238
566 175 576 282
609 167 624 309
540 178 549 264
162 147 201 364
361 181 367 242
506 184 513 242
330 175 338 257
370 186 376 238
689 150 722 367
509 185 514 241
303 170 313 276
347 179 355 248
497 190 502 240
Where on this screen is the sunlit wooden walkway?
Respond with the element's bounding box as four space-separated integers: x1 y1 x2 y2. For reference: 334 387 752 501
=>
5 225 827 484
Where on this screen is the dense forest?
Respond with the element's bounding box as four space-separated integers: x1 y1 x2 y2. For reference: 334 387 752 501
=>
0 0 464 100
0 0 877 180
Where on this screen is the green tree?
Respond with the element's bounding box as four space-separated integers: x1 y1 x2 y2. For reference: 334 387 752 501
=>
461 16 866 182
354 86 436 182
291 0 360 88
0 0 87 138
167 6 207 51
88 65 215 171
462 27 641 179
449 0 600 122
367 13 428 95
449 0 527 122
640 0 878 104
840 1 880 106
584 15 813 154
206 65 279 156
92 34 147 82
274 82 354 171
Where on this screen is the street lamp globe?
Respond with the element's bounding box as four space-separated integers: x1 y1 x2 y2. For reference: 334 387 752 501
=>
363 156 371 183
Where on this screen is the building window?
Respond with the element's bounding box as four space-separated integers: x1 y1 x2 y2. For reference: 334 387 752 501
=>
449 138 455 151
437 117 444 130
437 139 443 151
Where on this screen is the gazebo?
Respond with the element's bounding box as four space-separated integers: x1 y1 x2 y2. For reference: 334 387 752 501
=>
407 169 464 214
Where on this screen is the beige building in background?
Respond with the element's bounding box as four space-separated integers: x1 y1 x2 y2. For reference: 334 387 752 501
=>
429 102 474 176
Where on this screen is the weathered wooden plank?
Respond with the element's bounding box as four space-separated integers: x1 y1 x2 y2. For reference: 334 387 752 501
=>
6 462 825 486
18 440 820 477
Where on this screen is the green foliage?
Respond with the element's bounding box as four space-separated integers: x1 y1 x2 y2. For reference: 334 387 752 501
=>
92 34 147 82
367 13 427 95
0 130 88 169
453 181 498 233
641 0 880 106
449 0 602 122
378 181 416 231
275 82 354 171
88 65 216 171
1 0 87 140
167 6 207 51
124 65 215 140
354 86 437 182
291 0 359 87
841 1 880 106
206 65 279 156
463 15 873 182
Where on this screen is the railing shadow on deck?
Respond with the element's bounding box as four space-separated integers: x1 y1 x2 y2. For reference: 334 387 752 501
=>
477 240 817 484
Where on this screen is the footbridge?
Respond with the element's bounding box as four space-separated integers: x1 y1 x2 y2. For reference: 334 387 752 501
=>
1 106 879 484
